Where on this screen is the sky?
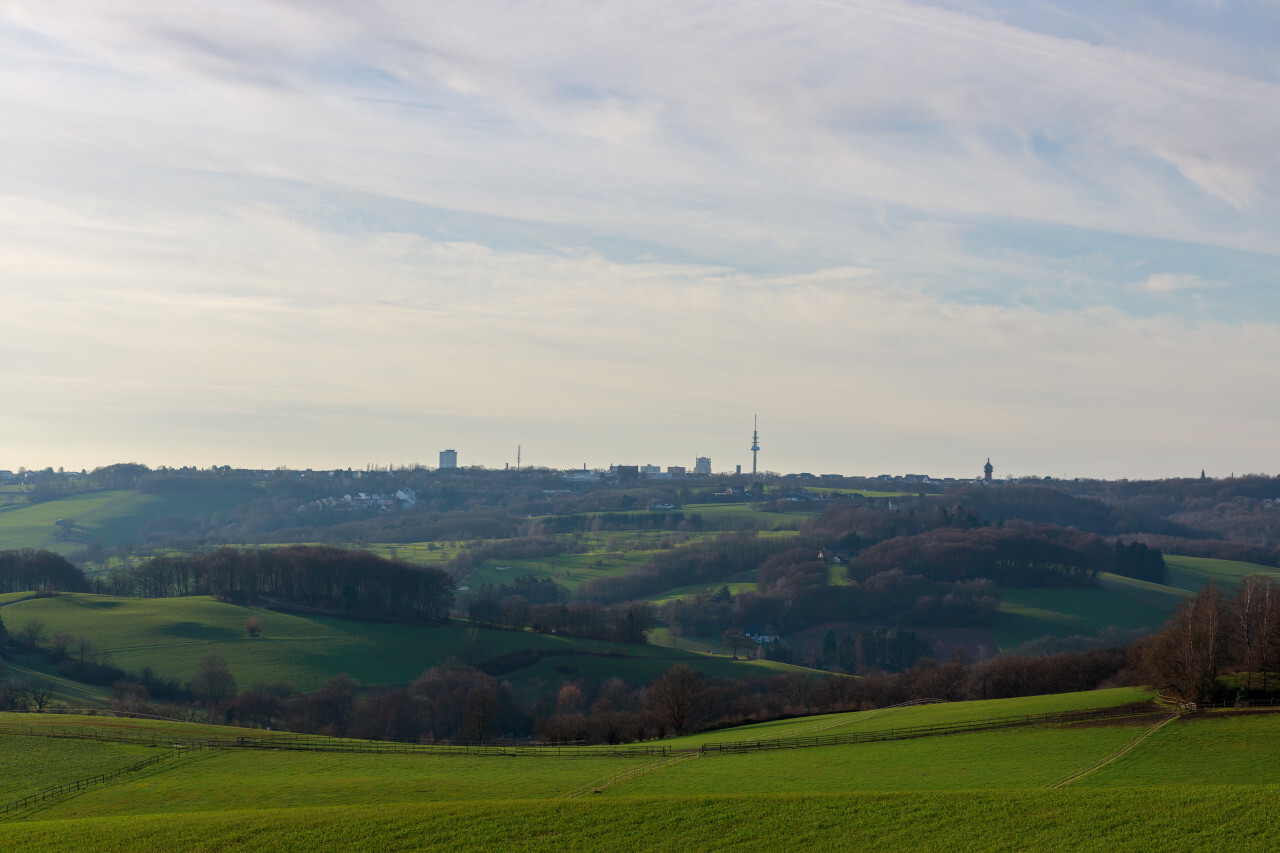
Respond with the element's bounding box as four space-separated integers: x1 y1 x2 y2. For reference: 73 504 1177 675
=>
2 0 1278 479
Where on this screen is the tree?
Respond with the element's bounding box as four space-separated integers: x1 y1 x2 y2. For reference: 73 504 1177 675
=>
819 629 838 668
191 653 237 708
1143 584 1230 702
466 685 498 744
19 620 45 649
721 629 752 660
645 664 704 733
244 616 262 638
50 632 72 662
26 682 53 711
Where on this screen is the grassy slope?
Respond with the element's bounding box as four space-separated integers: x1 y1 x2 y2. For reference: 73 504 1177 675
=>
1078 713 1280 787
990 554 1278 652
4 704 1280 851
0 736 158 802
1163 555 1280 591
4 789 1278 853
0 594 810 691
660 687 1152 748
0 489 256 554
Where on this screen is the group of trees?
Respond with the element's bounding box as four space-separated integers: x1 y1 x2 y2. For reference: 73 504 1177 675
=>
108 546 455 620
0 549 87 594
466 589 655 644
1142 577 1280 701
815 626 934 674
847 527 1099 587
582 532 802 603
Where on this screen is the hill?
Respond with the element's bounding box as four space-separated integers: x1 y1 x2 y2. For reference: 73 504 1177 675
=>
1 691 1278 850
0 593 810 694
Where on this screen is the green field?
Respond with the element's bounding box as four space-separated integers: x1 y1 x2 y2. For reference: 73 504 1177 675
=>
660 687 1152 748
0 594 811 692
2 698 1279 851
0 489 257 554
990 555 1280 652
1163 555 1280 592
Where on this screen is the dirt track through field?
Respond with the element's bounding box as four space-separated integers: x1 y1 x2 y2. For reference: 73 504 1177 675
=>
1043 713 1179 789
563 752 701 799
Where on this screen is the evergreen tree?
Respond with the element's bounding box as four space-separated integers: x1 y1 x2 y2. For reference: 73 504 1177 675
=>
820 628 838 668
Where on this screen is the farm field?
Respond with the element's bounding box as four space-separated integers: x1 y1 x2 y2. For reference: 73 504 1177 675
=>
660 686 1153 747
1163 555 1280 591
2 699 1279 851
993 584 1174 650
0 593 811 692
988 555 1277 653
0 489 258 554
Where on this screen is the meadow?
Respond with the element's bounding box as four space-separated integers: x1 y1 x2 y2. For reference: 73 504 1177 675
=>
1 693 1278 851
0 593 807 694
0 489 256 555
988 555 1279 652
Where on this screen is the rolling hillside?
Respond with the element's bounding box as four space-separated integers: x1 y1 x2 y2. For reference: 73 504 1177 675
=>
1 691 1277 851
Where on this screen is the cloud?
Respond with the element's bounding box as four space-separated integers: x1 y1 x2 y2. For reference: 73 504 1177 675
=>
1 2 1278 476
1141 273 1227 293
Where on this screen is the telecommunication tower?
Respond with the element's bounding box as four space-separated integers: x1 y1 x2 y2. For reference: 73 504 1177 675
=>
750 415 760 477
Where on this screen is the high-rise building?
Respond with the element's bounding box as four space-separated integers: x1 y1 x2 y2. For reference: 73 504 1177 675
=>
440 449 458 469
694 456 712 475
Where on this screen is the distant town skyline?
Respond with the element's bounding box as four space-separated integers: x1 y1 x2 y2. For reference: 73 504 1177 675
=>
2 3 1277 481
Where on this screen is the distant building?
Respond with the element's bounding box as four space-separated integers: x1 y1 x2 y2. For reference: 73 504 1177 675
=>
983 458 993 482
667 466 686 476
694 457 712 475
640 465 662 476
439 449 458 469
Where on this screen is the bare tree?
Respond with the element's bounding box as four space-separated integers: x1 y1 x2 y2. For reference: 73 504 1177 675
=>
50 632 73 662
1143 584 1230 702
721 629 752 660
192 653 237 708
645 664 704 733
27 682 53 711
244 616 262 638
19 620 46 650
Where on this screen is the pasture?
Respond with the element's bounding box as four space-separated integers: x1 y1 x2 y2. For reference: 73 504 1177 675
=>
0 488 257 554
2 695 1278 852
0 593 808 692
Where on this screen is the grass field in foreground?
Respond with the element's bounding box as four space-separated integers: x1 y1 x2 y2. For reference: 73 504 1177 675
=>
3 701 1280 851
3 783 1279 852
659 686 1152 747
1078 713 1280 787
0 736 157 803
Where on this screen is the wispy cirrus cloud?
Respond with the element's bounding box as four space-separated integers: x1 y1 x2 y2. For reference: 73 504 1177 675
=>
1142 273 1227 293
1 1 1278 474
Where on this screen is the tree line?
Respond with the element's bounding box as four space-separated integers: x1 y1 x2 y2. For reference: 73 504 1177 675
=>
109 546 455 620
0 549 87 594
1142 576 1280 701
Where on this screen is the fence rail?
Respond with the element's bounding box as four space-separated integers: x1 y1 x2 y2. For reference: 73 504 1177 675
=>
2 699 1272 768
0 721 673 758
0 746 197 818
697 703 1165 753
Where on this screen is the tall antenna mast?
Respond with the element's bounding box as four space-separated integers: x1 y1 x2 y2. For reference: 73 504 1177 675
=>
750 414 760 477
517 444 521 472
